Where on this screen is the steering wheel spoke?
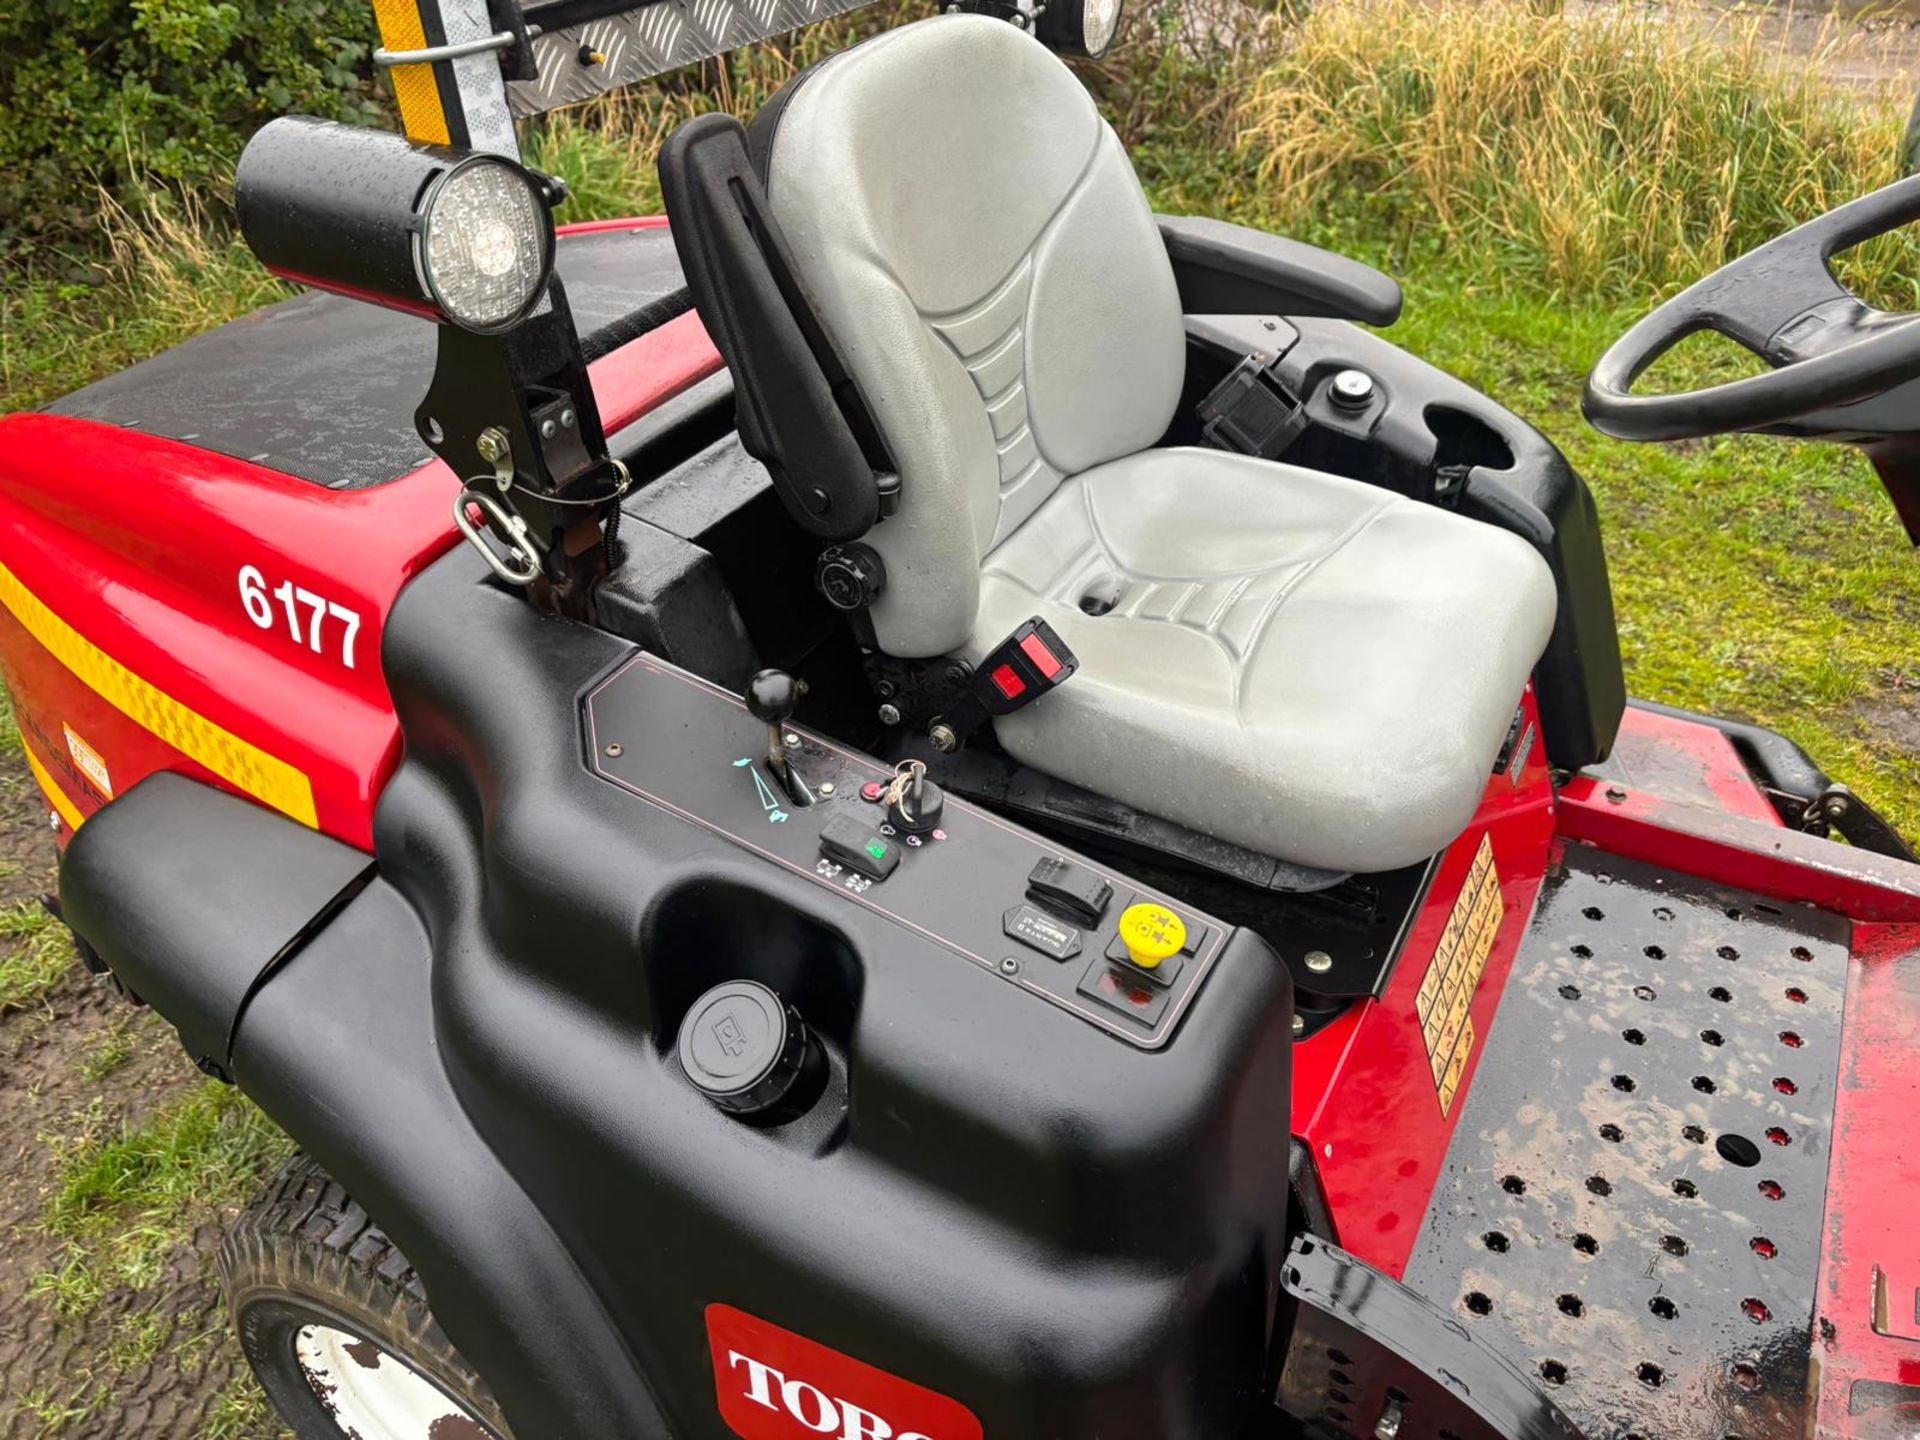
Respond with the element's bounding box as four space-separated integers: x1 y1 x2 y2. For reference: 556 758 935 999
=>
1695 252 1852 362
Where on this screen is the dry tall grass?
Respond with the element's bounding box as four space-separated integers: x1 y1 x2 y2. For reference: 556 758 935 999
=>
1234 0 1916 301
12 0 1920 414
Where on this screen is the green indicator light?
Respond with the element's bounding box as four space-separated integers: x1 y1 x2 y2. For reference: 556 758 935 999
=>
866 840 889 861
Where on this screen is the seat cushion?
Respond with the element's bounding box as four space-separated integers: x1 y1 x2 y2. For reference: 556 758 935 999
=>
969 448 1558 873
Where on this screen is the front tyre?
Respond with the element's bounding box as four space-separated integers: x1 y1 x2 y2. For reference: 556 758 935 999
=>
218 1154 511 1440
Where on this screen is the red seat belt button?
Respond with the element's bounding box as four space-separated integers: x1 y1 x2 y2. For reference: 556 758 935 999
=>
1019 632 1063 679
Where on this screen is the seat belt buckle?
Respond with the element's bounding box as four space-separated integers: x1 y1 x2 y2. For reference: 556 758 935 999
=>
1198 354 1309 460
974 617 1078 716
936 618 1079 747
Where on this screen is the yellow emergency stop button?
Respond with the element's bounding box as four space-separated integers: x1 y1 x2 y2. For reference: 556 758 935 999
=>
1119 902 1186 970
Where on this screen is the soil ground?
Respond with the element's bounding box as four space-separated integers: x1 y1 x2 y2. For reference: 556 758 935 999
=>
0 753 287 1439
1641 0 1920 87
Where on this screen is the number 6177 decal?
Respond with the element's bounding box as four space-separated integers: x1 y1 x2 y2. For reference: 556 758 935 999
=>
238 565 363 669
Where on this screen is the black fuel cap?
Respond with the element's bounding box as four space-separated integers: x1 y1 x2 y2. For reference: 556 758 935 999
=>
677 980 813 1118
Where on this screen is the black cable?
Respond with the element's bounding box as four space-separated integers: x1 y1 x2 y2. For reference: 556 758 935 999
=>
580 286 696 364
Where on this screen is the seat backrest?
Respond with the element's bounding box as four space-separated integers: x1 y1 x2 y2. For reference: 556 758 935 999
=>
757 13 1186 657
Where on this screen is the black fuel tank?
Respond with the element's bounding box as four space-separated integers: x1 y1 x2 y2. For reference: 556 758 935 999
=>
369 549 1297 1440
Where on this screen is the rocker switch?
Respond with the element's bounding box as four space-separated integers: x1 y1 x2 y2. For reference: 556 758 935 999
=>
819 808 900 881
1026 857 1113 926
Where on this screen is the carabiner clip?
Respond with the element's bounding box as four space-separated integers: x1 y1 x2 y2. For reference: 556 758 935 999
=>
453 485 544 586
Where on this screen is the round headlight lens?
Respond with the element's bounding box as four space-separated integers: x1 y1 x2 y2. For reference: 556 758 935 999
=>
1080 0 1122 53
418 158 553 333
1035 0 1126 58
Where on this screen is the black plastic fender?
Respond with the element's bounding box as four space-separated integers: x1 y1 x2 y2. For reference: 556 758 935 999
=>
58 772 670 1437
366 548 1299 1440
58 773 373 1079
229 869 674 1438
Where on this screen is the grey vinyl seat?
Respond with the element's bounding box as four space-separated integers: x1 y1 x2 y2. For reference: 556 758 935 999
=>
756 12 1557 873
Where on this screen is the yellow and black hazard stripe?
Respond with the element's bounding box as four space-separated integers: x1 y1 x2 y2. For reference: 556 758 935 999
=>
24 740 85 833
0 559 318 830
373 0 457 146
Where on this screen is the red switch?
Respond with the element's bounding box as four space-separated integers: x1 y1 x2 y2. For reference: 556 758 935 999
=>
991 664 1026 700
1018 632 1063 679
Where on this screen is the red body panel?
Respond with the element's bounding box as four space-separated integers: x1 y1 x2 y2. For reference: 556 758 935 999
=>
1301 699 1920 1422
1601 704 1783 826
706 1304 984 1440
1816 920 1920 1439
0 419 455 850
0 238 721 851
1291 690 1556 1279
1557 774 1920 924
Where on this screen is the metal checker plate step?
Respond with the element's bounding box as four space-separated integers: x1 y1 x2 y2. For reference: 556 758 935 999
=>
1402 844 1848 1440
509 0 879 115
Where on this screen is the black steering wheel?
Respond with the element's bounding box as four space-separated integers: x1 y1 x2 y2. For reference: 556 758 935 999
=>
1584 174 1920 443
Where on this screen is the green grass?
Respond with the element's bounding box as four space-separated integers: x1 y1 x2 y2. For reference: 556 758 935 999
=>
199 1374 287 1440
17 1080 296 1437
1 197 289 416
34 1083 296 1318
0 896 76 1012
1229 0 1919 304
79 1013 140 1080
1388 279 1920 834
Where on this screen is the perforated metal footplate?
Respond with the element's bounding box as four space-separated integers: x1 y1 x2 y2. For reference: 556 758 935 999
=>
1403 845 1848 1440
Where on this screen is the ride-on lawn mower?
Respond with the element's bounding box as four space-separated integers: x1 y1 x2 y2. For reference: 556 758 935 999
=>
6 0 1920 1435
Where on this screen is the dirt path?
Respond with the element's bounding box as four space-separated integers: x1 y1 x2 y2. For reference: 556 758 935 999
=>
1572 0 1920 89
0 759 284 1439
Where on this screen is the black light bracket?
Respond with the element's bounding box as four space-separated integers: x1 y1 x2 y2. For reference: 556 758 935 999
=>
418 273 629 614
942 0 1034 27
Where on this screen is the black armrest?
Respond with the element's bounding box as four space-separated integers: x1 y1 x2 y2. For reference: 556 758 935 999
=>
1157 215 1403 328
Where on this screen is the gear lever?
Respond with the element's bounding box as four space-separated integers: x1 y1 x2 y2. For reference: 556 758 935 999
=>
746 668 808 801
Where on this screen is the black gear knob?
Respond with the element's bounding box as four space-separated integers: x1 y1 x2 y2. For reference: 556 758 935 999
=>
746 669 802 725
746 669 807 792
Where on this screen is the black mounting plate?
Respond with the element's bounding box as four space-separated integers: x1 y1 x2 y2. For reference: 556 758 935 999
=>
1278 1234 1586 1440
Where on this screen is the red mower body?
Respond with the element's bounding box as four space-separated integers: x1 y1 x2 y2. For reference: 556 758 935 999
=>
9 210 1920 1440
0 221 721 853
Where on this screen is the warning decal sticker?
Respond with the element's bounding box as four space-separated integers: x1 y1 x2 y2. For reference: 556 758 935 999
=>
1415 834 1503 1116
64 724 111 800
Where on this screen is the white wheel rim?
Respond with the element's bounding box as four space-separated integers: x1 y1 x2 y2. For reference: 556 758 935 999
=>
294 1323 491 1440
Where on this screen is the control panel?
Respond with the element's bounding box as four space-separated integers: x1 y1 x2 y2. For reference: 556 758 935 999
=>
584 655 1227 1049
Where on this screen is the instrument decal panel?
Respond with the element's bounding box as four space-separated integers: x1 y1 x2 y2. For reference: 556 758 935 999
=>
584 654 1226 1049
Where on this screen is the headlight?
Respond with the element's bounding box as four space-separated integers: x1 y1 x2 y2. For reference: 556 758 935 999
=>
237 117 557 336
1036 0 1126 57
417 156 554 332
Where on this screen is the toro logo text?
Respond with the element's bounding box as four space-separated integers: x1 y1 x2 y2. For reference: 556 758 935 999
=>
706 1304 984 1440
